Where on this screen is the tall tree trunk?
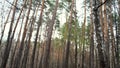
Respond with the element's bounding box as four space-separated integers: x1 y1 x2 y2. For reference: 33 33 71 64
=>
12 0 32 68
94 7 105 68
42 0 59 68
38 45 44 68
74 28 78 68
21 13 35 68
62 0 74 68
109 9 115 68
0 8 12 46
103 1 110 68
30 0 45 68
81 0 86 68
116 0 120 67
10 14 25 68
74 0 77 68
9 1 27 67
93 0 107 68
0 0 18 68
89 0 94 68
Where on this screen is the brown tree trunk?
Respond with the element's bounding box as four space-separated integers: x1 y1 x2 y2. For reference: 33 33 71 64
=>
0 8 12 46
93 0 107 68
12 0 32 68
42 0 59 68
74 0 77 68
103 1 110 68
94 8 105 68
30 0 45 67
10 14 25 68
62 0 74 68
9 1 27 67
81 0 86 68
0 0 18 68
21 12 35 68
89 0 94 68
116 0 120 67
109 8 115 68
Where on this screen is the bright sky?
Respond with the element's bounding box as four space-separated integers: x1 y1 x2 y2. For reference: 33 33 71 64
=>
0 0 86 41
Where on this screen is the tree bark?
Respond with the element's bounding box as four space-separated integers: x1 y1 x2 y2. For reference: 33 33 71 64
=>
12 0 32 68
93 0 107 68
62 0 74 68
116 0 120 67
103 1 110 68
42 0 59 68
89 0 94 68
0 0 18 68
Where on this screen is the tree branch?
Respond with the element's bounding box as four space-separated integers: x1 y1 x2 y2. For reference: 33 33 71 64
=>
6 0 20 10
94 0 108 11
97 0 108 9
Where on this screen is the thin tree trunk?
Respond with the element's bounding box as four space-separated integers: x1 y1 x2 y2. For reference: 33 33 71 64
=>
62 0 74 68
82 0 86 68
21 13 35 68
8 1 27 67
30 0 45 68
0 8 12 46
42 0 59 68
116 0 120 67
109 11 115 68
10 10 26 67
12 0 32 67
0 0 18 68
38 45 44 68
10 14 25 68
89 0 94 68
103 1 110 68
74 0 77 68
74 33 77 68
